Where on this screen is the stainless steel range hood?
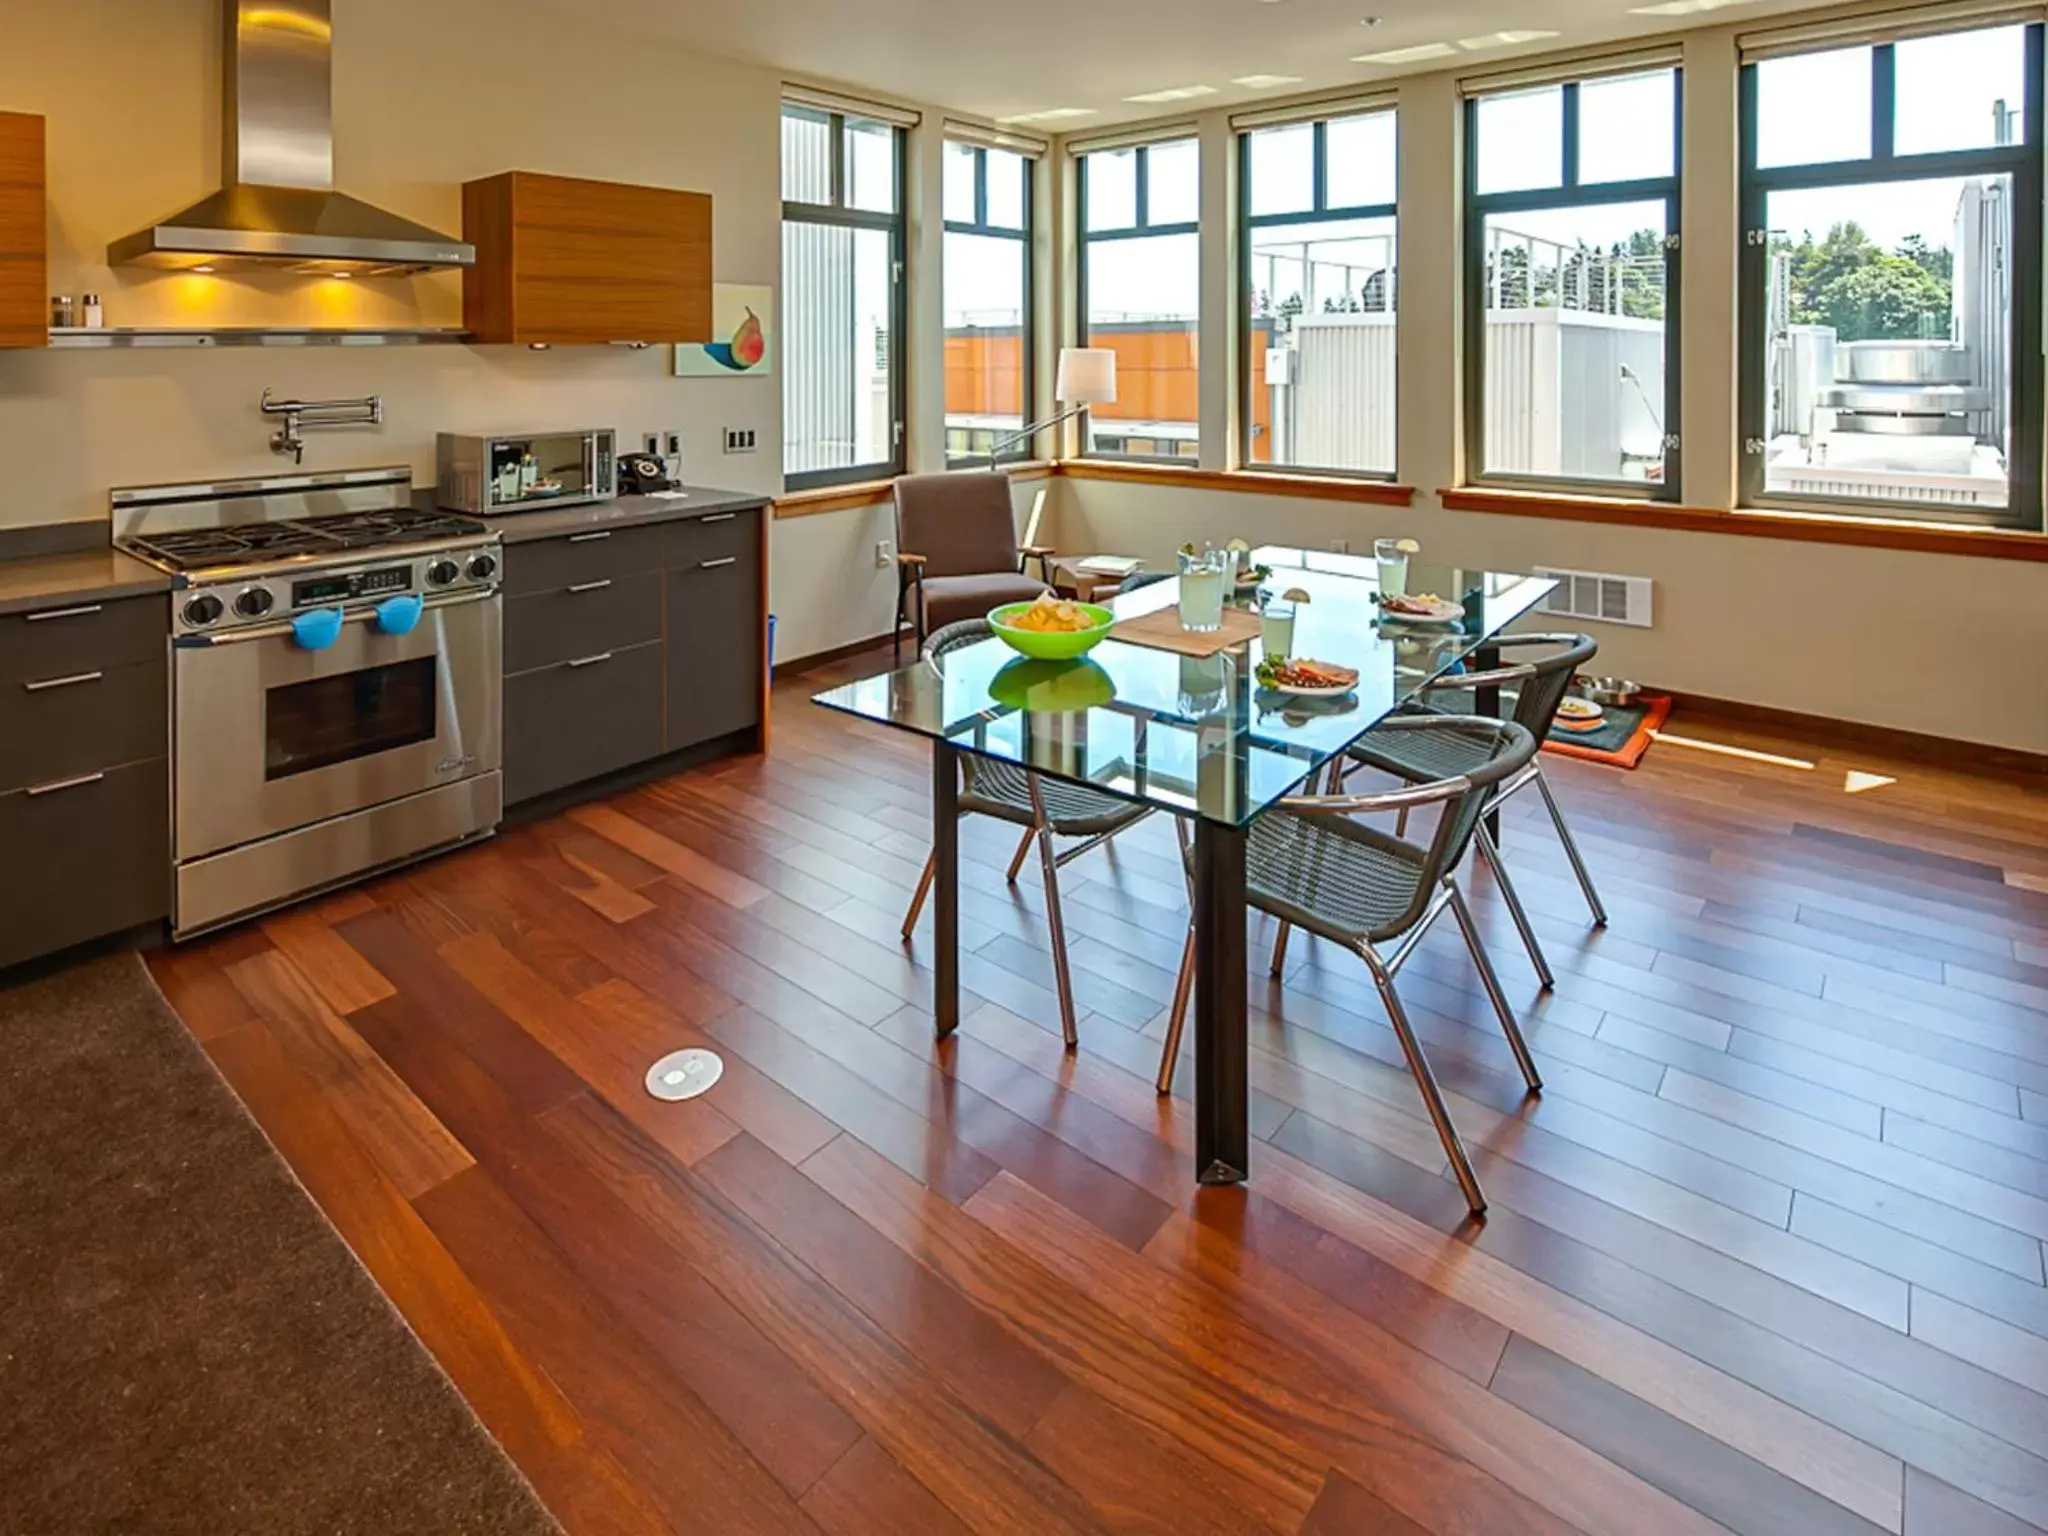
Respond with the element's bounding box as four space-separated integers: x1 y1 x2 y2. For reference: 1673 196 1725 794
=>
108 0 473 275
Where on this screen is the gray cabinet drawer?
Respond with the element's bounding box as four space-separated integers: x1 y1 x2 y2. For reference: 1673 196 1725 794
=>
503 639 664 804
0 756 169 970
659 507 757 571
0 593 167 684
504 572 662 675
0 654 167 794
502 524 666 597
665 552 761 751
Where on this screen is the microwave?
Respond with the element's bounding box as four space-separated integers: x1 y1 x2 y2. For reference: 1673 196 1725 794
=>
436 429 616 515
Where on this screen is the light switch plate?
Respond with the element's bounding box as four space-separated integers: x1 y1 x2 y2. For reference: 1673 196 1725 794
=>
723 427 758 454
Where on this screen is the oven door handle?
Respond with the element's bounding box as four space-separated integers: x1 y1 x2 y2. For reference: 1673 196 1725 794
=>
177 586 498 647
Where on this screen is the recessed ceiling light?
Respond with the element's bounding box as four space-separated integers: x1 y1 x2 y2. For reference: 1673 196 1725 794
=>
1359 14 1381 23
1123 84 1220 104
996 107 1098 123
1456 29 1561 49
1352 42 1458 64
1232 74 1304 88
191 265 215 274
1628 0 1740 12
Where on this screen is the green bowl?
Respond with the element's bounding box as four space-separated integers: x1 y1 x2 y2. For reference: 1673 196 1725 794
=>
987 600 1116 660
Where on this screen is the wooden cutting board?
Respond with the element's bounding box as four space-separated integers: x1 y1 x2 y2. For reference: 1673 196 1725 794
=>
1109 604 1261 658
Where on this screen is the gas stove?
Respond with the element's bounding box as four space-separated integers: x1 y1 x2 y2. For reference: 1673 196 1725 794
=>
112 466 505 939
111 468 501 638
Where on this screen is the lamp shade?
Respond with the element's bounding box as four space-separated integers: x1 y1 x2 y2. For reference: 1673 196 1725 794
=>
1054 346 1118 405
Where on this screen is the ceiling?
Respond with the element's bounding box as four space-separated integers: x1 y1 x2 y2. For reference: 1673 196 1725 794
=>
570 0 1850 127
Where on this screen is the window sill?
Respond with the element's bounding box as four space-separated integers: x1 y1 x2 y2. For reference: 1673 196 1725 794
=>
775 462 1053 519
1437 486 2048 563
1058 460 1416 506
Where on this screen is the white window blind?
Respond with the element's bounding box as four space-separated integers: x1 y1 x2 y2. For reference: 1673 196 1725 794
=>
1739 1 2043 61
1460 44 1683 98
1229 91 1397 133
943 119 1047 157
782 84 920 129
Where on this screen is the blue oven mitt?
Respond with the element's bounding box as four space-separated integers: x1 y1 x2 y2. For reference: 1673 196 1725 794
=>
374 594 423 636
290 607 345 650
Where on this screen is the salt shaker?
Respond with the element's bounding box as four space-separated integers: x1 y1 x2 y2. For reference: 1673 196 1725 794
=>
80 293 103 329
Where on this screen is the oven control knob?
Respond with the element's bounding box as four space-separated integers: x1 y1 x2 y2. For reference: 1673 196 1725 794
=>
183 594 225 627
234 587 274 619
466 552 498 582
425 558 461 587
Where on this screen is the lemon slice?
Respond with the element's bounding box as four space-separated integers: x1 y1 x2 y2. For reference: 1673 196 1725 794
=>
1282 586 1312 604
1394 538 1421 555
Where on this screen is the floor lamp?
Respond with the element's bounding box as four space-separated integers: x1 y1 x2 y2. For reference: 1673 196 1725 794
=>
982 347 1118 468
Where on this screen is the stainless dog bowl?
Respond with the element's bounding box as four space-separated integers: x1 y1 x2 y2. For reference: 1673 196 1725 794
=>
1578 676 1641 707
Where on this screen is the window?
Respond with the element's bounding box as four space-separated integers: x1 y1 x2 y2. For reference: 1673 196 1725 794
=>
1464 66 1682 496
1241 106 1397 476
943 141 1034 468
1076 138 1201 460
1740 24 2043 526
781 103 907 489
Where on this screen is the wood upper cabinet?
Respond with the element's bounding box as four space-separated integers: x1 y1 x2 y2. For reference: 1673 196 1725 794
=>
0 112 47 349
462 171 712 346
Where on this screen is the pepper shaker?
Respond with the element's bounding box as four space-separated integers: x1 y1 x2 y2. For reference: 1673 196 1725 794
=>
50 294 73 328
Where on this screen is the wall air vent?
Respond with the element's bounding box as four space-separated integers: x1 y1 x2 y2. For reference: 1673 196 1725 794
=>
1533 567 1654 628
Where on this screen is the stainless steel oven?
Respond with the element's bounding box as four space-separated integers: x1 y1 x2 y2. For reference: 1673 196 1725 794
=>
171 586 502 935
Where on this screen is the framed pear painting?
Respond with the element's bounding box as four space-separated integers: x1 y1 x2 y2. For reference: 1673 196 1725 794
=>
675 284 773 378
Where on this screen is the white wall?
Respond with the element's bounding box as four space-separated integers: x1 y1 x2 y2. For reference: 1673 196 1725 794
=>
1044 26 2048 754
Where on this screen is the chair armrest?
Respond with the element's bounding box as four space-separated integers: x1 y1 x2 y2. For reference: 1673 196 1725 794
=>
1018 545 1055 580
1019 544 1055 559
1417 661 1537 693
898 552 928 567
1281 778 1471 816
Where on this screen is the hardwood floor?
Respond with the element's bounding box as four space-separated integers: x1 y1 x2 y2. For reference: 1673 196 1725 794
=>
148 652 2048 1535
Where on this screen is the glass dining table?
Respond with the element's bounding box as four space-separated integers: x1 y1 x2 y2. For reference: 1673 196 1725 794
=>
813 547 1556 1186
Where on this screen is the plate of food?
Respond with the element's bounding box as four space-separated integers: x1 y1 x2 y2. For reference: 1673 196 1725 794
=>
1255 656 1360 697
988 594 1116 660
1375 592 1465 626
1555 697 1605 725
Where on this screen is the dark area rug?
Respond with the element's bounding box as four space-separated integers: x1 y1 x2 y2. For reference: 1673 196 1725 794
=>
0 954 562 1536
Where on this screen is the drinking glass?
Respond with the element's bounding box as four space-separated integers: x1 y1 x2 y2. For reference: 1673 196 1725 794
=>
1259 598 1296 660
1374 538 1409 599
1177 548 1228 632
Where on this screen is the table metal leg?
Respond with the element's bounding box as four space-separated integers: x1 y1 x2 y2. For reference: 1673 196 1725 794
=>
1472 641 1504 844
1192 817 1249 1185
933 742 960 1038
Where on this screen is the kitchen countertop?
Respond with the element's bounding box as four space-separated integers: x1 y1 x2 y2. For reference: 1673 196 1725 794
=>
0 547 173 617
471 485 771 545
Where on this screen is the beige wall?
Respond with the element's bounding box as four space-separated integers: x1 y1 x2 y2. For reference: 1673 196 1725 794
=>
0 0 972 665
1046 23 2048 754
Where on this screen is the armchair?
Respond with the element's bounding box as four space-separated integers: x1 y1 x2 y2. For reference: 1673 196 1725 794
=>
892 472 1054 661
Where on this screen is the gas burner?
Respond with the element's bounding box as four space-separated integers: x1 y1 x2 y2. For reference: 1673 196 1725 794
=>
121 506 490 574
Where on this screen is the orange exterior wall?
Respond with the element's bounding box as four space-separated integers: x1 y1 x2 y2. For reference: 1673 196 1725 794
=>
944 320 1276 457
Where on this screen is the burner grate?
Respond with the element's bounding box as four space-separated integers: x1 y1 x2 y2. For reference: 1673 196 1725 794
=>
122 507 489 571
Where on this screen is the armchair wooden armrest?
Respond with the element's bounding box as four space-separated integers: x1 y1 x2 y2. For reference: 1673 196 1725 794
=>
897 551 928 567
1018 544 1055 580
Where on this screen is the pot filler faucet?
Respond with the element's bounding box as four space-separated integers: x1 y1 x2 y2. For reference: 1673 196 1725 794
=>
260 387 384 463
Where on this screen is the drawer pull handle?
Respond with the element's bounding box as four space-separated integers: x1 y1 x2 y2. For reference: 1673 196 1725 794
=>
700 557 738 570
698 513 737 524
567 530 613 543
567 651 614 668
566 579 613 594
25 603 104 623
26 770 105 797
24 670 104 693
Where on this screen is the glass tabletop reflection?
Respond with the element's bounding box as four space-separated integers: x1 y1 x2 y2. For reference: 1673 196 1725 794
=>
812 547 1555 827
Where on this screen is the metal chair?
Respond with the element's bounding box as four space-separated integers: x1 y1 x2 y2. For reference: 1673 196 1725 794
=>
1156 717 1544 1214
1338 633 1607 989
900 620 1151 1047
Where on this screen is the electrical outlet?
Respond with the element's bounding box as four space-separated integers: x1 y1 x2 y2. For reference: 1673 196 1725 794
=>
664 430 683 457
643 433 660 456
1330 538 1350 554
723 427 758 454
874 539 894 569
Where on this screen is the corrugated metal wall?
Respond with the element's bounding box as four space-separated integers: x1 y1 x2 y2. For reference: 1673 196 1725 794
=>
782 220 857 476
1290 314 1396 473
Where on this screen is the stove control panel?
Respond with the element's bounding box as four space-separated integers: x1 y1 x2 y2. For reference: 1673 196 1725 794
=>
172 541 502 637
291 563 412 610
